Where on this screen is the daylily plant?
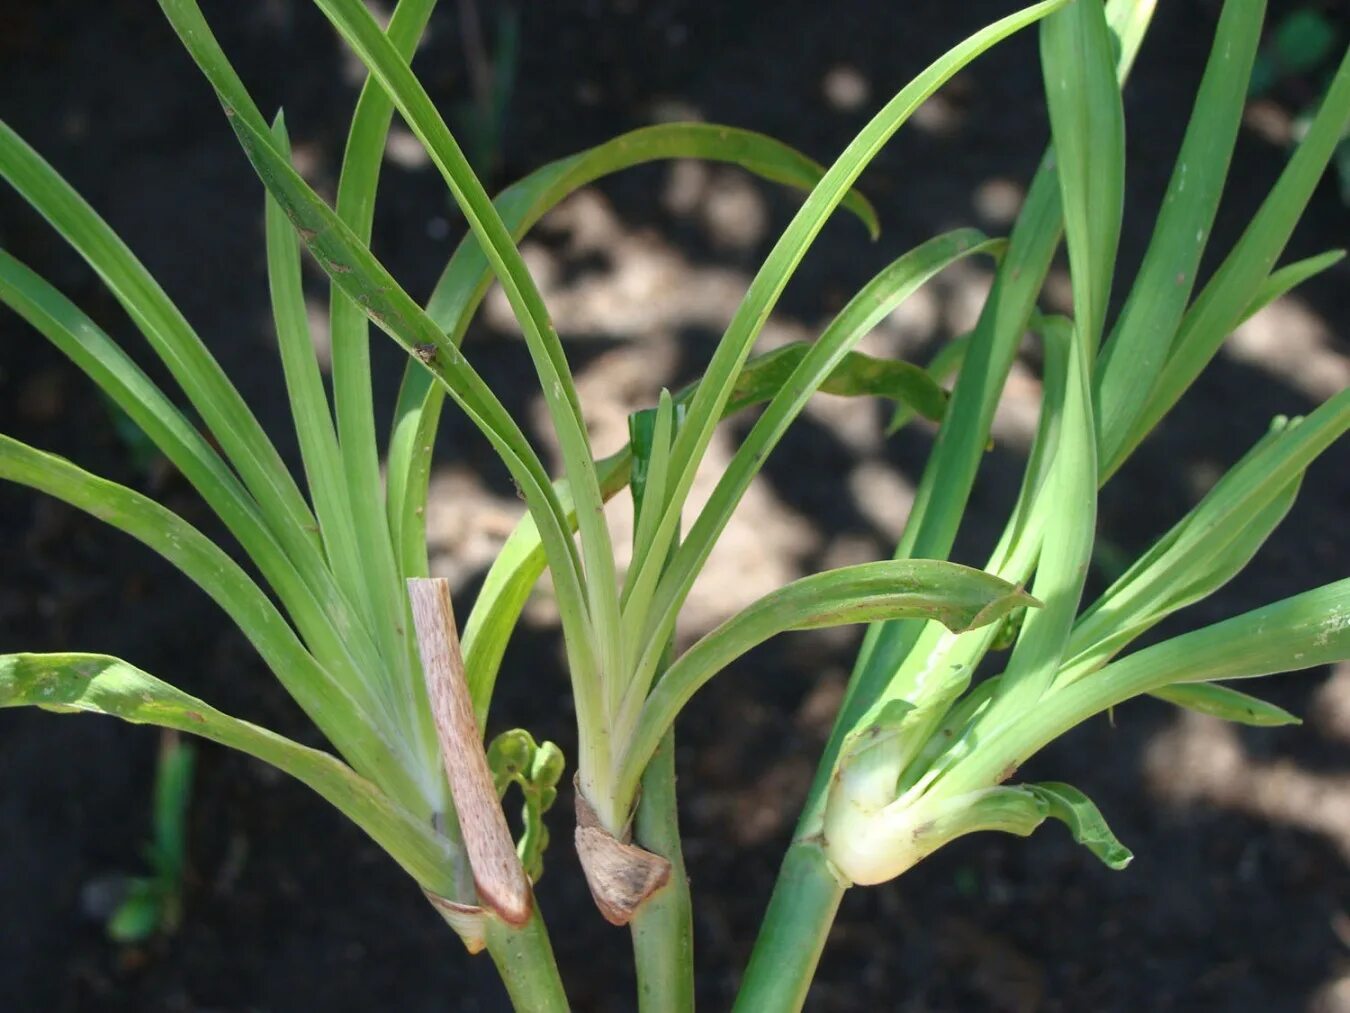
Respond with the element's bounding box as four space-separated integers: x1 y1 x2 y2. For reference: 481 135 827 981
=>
1 0 1346 1009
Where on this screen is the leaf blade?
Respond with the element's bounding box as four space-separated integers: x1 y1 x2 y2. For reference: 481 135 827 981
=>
1150 683 1300 727
625 230 1005 696
389 121 884 580
0 435 432 812
645 1 1069 641
1095 0 1265 456
1109 48 1350 475
325 0 439 757
618 561 1037 806
0 118 326 588
1025 781 1133 870
0 249 392 714
0 653 458 895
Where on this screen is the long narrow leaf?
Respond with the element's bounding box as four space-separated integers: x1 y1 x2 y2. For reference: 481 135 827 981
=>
1039 0 1124 359
0 120 326 589
975 0 1118 726
624 230 1006 700
1149 682 1300 727
1095 0 1264 451
325 0 439 761
158 10 610 775
828 2 1155 794
1238 249 1345 325
1064 390 1350 682
0 436 432 813
304 0 623 720
637 2 1069 661
1108 48 1350 476
0 250 393 726
264 116 372 646
1024 781 1132 870
941 577 1350 796
618 561 1036 808
389 122 883 581
887 331 971 435
0 654 458 895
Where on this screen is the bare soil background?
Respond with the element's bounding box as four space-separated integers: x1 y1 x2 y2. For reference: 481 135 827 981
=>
1 1 1348 1010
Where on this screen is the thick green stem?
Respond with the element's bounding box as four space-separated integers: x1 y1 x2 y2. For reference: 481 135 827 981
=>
630 729 695 1012
733 841 847 1012
484 906 571 1012
624 402 695 1007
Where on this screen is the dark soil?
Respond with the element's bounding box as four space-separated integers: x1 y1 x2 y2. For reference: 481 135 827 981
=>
2 1 1348 1010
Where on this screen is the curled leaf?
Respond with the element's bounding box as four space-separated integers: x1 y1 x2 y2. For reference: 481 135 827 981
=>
1025 781 1133 870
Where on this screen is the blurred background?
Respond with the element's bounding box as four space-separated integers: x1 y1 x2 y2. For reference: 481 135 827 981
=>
1 0 1348 1009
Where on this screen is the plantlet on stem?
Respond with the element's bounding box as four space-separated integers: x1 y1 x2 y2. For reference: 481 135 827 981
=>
739 1 1350 1006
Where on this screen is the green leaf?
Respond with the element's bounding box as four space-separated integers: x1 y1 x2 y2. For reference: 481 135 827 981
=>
0 119 326 588
0 653 459 896
949 577 1350 796
626 230 1005 699
159 0 605 775
0 435 432 814
388 120 881 582
1150 683 1300 727
324 0 439 758
717 342 949 422
427 123 877 341
1111 47 1350 474
976 292 1096 726
1111 577 1350 687
835 0 1156 750
1238 249 1345 326
302 0 622 723
1063 391 1349 683
951 0 1125 748
263 115 371 646
1095 0 1264 463
161 0 600 686
1025 781 1133 870
638 4 1068 669
887 332 971 435
628 392 680 557
1040 0 1124 357
0 250 397 745
618 560 1037 806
